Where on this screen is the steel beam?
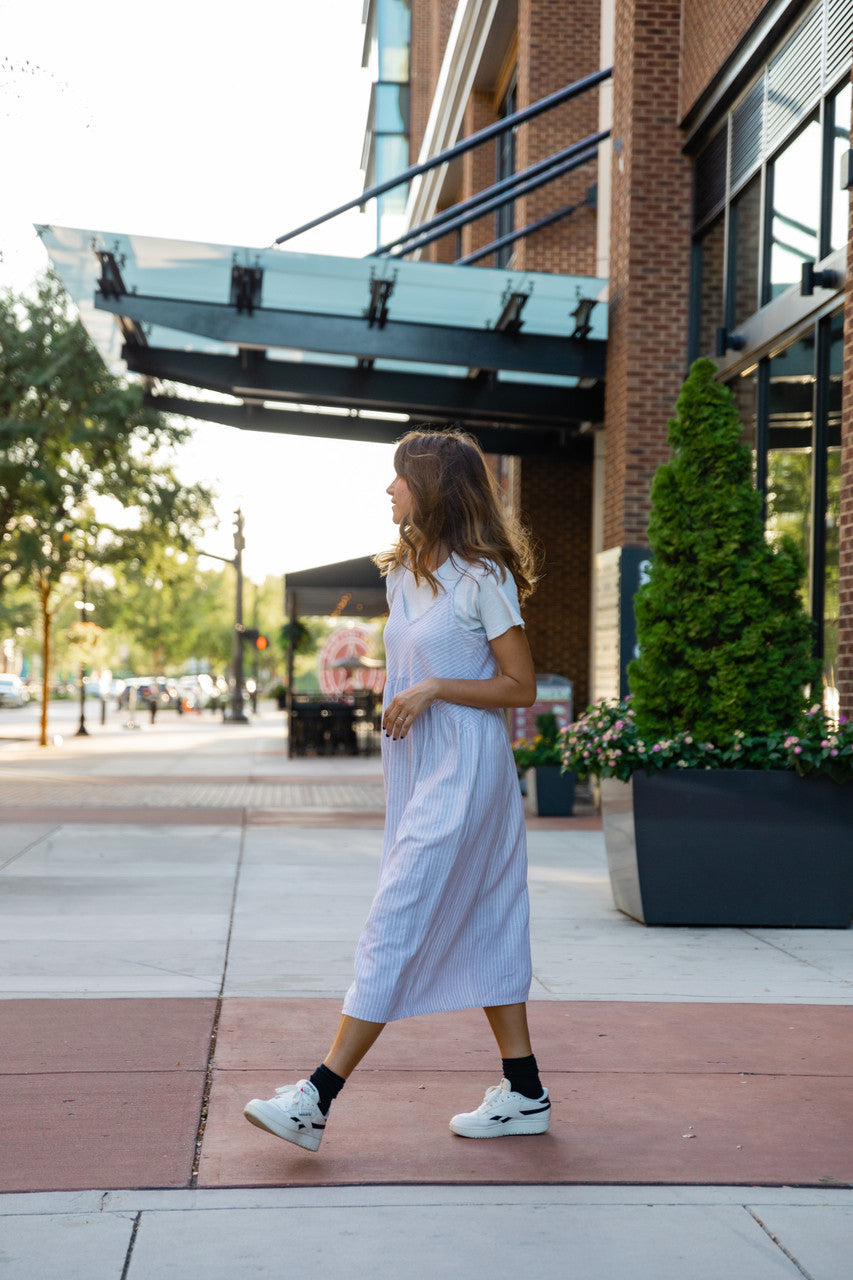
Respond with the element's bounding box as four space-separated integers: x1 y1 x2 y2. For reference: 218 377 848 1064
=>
99 293 606 379
123 345 604 426
145 393 594 458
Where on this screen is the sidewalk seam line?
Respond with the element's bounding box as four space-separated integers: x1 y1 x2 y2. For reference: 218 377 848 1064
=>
119 1209 142 1280
745 1206 817 1279
0 825 61 872
190 809 248 1187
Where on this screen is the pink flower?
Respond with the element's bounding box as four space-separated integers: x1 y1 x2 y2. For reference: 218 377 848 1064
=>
793 746 802 755
831 749 839 757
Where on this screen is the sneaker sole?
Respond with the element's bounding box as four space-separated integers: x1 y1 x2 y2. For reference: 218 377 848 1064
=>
243 1102 323 1151
449 1116 551 1139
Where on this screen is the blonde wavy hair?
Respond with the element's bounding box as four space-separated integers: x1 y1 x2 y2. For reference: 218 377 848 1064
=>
374 428 539 603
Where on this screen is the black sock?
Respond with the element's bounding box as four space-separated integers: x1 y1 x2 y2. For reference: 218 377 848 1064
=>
502 1054 543 1100
309 1063 346 1115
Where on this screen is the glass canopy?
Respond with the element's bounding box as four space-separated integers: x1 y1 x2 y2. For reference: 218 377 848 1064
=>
36 224 607 446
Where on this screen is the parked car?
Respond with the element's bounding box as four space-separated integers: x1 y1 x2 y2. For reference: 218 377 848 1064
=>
0 674 28 708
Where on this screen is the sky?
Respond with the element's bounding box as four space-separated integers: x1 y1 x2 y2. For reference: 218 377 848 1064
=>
0 0 400 581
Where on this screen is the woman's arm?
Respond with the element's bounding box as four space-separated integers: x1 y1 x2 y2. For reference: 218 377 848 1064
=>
382 625 537 740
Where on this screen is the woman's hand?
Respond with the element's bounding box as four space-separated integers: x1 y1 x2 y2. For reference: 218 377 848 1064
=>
383 678 439 740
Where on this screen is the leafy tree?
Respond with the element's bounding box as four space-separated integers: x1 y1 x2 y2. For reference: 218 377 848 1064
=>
0 272 214 742
628 358 819 742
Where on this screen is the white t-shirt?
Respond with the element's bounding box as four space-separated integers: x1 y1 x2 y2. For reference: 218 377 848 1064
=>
387 556 524 640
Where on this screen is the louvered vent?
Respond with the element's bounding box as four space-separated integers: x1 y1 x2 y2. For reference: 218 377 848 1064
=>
827 0 853 81
694 125 728 227
766 3 823 150
731 80 765 188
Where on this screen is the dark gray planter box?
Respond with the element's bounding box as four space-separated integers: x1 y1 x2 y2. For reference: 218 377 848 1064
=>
600 770 853 928
524 765 576 816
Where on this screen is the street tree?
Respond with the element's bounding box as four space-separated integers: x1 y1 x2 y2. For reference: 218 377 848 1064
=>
0 272 214 743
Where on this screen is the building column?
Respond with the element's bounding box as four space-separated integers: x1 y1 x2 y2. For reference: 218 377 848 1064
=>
595 0 692 699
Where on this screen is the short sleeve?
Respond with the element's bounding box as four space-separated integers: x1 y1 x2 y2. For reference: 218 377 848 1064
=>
453 561 524 640
385 563 403 608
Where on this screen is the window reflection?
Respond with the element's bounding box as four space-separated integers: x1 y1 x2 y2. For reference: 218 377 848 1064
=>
495 79 518 268
765 336 814 596
731 175 762 329
830 82 852 253
767 118 821 299
729 364 758 452
824 313 843 702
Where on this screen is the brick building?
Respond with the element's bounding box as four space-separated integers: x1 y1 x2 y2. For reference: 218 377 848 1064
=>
362 0 853 717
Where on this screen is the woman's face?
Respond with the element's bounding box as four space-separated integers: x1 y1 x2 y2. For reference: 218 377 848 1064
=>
387 474 412 525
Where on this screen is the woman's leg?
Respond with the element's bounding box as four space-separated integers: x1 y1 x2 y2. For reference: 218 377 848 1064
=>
449 1001 549 1137
323 1013 386 1079
483 1002 533 1058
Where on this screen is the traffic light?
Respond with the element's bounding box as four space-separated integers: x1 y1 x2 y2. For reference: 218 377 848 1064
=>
240 628 268 650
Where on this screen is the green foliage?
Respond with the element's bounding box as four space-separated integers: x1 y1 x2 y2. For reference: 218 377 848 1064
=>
280 618 314 655
562 699 853 784
0 273 211 590
513 710 564 770
627 358 818 742
0 272 215 733
558 701 850 778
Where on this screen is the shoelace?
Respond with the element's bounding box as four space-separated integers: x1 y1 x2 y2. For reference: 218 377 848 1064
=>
476 1081 509 1113
274 1081 317 1115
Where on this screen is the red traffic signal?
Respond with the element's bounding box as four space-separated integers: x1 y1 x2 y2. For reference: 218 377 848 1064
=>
240 628 268 650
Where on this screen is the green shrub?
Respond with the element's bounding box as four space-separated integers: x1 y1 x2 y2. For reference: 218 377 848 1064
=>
627 358 818 742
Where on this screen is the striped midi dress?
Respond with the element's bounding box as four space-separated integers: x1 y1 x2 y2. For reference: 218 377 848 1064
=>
342 563 532 1023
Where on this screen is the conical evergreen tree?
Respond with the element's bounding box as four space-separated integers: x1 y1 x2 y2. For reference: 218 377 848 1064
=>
627 358 818 742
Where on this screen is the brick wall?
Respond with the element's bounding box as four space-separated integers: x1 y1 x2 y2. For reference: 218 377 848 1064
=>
520 454 593 708
514 0 600 275
409 0 460 163
461 90 499 260
603 0 693 550
680 0 777 119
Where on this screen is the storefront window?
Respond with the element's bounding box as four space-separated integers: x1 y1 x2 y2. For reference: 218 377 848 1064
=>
767 119 822 300
495 79 518 268
729 364 759 452
696 215 726 355
830 82 852 253
765 336 815 593
730 175 762 329
823 313 843 705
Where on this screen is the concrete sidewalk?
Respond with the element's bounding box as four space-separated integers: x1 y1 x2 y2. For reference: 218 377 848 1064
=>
0 713 851 1278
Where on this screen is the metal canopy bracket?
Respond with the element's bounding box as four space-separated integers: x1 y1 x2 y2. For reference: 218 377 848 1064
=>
495 289 530 335
365 270 396 328
231 263 263 314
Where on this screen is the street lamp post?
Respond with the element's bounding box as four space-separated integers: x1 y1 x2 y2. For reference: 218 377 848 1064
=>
198 508 250 724
73 582 95 737
226 509 249 723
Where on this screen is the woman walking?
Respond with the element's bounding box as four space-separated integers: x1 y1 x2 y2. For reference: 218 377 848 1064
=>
244 429 550 1150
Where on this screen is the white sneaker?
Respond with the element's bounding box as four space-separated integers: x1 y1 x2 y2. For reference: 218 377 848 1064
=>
243 1079 327 1151
449 1078 551 1138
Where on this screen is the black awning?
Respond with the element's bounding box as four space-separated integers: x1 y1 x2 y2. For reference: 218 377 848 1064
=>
284 555 388 618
